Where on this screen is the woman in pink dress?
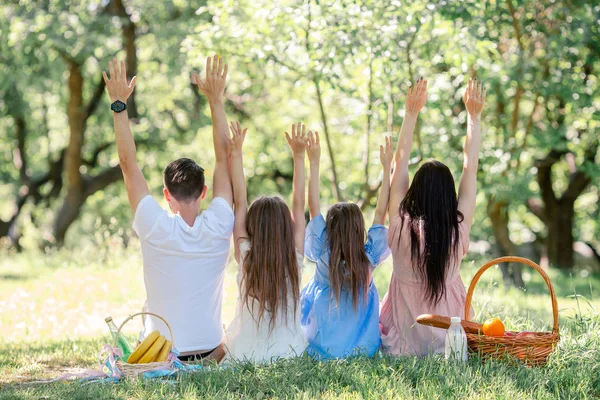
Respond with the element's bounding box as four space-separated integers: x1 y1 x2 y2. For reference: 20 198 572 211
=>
380 77 486 356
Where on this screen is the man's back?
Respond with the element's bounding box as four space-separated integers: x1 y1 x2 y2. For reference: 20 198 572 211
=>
133 195 234 352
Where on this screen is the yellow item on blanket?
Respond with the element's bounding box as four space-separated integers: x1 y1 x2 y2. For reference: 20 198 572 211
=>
156 339 171 362
127 330 160 363
138 335 166 364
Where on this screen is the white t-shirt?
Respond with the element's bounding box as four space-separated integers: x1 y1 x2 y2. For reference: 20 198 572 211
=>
133 195 234 353
224 240 307 363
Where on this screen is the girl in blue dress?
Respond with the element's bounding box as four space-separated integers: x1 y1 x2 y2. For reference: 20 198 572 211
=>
301 132 392 359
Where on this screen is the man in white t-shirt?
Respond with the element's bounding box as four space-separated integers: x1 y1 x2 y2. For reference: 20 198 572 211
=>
102 55 234 361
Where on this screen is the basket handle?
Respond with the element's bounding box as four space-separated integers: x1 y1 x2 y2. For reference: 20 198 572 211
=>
464 256 559 334
115 312 175 349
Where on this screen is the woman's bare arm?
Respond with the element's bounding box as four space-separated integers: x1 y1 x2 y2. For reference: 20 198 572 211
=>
457 79 486 230
373 136 393 225
227 121 248 263
306 131 321 220
389 78 427 219
285 123 308 255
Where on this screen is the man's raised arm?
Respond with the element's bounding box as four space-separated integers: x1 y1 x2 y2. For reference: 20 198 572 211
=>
103 58 149 213
193 55 233 207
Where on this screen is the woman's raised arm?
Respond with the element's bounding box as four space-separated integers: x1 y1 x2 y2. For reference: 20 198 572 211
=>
227 121 248 263
457 79 486 230
306 131 321 220
389 78 427 220
285 123 308 255
373 136 393 226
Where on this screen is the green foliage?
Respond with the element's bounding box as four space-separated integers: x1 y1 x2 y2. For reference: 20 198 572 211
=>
0 0 598 253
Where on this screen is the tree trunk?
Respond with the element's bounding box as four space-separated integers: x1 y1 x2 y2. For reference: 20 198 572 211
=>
53 61 86 244
112 0 138 118
357 59 378 210
0 195 27 249
546 200 575 269
53 193 86 244
533 140 597 269
487 197 524 287
52 0 139 244
314 78 343 202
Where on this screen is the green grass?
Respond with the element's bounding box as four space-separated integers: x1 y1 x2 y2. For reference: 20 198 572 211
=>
1 243 599 398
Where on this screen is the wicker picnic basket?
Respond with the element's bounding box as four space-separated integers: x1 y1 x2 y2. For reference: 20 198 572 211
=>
114 312 175 378
464 256 560 366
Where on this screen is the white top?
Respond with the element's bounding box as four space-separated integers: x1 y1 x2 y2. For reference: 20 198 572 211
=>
225 240 307 363
133 195 234 352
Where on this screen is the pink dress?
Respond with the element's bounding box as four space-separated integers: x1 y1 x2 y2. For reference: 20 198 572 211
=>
379 215 473 356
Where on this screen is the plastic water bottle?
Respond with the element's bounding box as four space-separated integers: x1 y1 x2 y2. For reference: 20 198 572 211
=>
105 316 134 360
445 316 468 361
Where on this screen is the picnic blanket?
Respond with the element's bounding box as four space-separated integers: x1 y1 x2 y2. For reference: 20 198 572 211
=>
32 345 206 384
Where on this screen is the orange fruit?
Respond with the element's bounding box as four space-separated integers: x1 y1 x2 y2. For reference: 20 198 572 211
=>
482 317 505 337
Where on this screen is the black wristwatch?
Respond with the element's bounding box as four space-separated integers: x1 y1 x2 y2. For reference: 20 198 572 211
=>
111 100 127 113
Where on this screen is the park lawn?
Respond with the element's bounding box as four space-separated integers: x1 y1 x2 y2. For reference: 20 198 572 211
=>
1 243 600 398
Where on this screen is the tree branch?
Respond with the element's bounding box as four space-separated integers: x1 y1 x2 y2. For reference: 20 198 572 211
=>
0 151 64 243
84 76 106 121
82 142 115 167
84 165 123 197
165 110 187 136
269 54 303 75
314 77 343 202
526 198 545 221
304 2 342 201
225 93 251 120
362 57 374 197
535 148 567 208
515 59 549 170
357 181 382 210
506 0 525 52
13 114 28 182
108 0 138 118
561 139 599 203
405 25 423 160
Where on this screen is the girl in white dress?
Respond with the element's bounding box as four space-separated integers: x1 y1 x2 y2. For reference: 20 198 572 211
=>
224 122 309 363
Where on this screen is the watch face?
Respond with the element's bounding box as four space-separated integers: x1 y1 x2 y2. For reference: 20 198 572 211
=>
111 100 126 113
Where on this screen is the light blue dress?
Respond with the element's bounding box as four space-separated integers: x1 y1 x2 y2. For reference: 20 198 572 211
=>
301 214 391 359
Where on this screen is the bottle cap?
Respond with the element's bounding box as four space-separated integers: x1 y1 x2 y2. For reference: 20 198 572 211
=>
105 316 113 323
451 317 461 324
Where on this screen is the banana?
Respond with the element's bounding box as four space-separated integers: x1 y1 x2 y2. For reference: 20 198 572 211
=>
127 330 160 363
138 335 166 364
156 339 171 362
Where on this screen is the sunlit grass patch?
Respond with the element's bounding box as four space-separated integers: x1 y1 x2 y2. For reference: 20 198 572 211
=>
1 245 600 398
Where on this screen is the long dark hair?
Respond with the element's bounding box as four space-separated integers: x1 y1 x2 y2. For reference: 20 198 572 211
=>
242 196 300 332
326 202 371 310
399 160 464 306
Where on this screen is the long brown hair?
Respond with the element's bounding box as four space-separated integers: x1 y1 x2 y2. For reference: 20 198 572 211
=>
325 202 371 310
242 196 300 332
399 160 463 306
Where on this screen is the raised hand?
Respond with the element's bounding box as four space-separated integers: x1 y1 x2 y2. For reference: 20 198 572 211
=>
227 120 249 262
307 131 321 164
227 121 247 157
285 122 308 156
380 136 393 170
389 79 424 219
405 77 427 116
463 78 486 121
373 135 394 225
103 58 137 102
193 54 228 104
286 122 308 254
